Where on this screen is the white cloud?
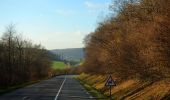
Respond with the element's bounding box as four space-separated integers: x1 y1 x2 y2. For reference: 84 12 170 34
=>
31 30 88 49
56 9 75 16
84 1 109 10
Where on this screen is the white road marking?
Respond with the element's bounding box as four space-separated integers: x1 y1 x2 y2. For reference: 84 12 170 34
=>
89 96 93 98
22 96 30 100
54 75 67 100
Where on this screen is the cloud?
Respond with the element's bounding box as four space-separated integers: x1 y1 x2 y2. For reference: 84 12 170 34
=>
32 30 89 49
84 1 109 10
56 9 75 16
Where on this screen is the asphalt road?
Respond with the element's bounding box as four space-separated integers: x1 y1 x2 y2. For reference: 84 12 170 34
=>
0 75 96 100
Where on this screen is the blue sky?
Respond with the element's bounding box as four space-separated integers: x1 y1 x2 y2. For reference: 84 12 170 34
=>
0 0 112 49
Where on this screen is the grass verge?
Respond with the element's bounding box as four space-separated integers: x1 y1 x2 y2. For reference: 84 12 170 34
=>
75 77 109 100
75 73 170 99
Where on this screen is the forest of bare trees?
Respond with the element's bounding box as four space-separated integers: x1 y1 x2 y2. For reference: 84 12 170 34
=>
0 24 52 88
82 0 170 80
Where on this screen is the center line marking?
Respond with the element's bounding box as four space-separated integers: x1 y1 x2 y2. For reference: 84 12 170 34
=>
54 75 66 100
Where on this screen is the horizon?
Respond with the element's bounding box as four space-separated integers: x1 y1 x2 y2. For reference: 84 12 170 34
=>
49 47 84 50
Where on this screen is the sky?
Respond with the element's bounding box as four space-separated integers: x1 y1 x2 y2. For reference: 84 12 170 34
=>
0 0 112 50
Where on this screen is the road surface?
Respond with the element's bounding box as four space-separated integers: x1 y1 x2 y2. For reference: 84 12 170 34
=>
0 75 96 100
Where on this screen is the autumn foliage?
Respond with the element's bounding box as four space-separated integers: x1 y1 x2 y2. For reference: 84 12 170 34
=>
0 25 52 88
82 0 170 80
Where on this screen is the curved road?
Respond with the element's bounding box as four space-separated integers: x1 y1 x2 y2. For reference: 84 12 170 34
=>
0 75 96 100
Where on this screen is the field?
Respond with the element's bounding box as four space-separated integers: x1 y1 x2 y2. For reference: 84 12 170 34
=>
52 61 68 69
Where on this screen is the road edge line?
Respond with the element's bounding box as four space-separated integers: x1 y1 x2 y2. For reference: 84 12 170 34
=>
54 75 66 100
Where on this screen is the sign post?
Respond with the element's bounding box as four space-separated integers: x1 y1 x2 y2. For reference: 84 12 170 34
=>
105 75 116 100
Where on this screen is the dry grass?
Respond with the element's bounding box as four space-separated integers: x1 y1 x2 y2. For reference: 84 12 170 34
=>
126 78 170 100
77 73 170 100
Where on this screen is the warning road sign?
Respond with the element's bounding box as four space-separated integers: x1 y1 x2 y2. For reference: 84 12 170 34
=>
105 75 116 100
105 75 116 86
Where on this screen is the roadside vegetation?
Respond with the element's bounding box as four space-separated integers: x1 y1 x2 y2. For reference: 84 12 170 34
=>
78 0 170 99
76 73 109 99
0 24 53 93
77 73 170 99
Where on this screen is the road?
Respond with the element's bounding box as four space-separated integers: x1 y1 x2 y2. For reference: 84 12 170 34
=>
0 75 96 100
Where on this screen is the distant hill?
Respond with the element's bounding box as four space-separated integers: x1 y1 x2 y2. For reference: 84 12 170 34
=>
49 48 84 61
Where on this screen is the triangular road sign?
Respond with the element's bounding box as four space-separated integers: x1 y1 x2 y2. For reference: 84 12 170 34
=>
105 75 116 86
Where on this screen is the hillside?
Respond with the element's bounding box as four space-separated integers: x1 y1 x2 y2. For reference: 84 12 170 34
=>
77 74 170 100
50 48 84 61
